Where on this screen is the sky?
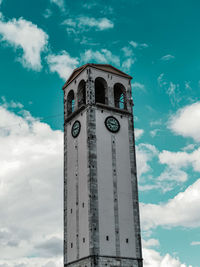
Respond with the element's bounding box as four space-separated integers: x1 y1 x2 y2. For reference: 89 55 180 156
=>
0 0 200 266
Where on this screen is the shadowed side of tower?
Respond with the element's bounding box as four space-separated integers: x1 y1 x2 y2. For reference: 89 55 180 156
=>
63 63 143 267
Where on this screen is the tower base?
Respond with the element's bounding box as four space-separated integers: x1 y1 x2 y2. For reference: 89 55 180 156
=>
65 255 143 267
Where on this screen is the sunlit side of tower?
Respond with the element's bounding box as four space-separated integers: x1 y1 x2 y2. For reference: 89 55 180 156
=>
63 64 143 267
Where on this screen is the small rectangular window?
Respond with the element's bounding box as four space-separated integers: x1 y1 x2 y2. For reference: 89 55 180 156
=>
83 238 85 243
106 235 109 241
126 238 129 243
71 243 73 248
82 202 84 208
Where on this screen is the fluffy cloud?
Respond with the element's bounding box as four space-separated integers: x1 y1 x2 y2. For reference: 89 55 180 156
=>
136 143 158 178
168 102 200 142
47 50 78 80
81 49 120 66
122 58 135 71
135 128 144 140
0 17 48 70
0 103 63 266
143 248 191 267
63 17 114 32
141 178 200 230
159 148 200 172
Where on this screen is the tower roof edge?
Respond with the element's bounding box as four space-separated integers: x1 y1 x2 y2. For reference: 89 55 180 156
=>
62 63 133 90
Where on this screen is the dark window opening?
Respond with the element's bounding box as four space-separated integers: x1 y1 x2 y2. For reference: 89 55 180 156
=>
78 80 86 107
67 90 75 116
71 243 73 248
82 202 84 208
106 235 109 241
114 83 127 110
83 238 85 243
95 77 107 104
126 238 129 243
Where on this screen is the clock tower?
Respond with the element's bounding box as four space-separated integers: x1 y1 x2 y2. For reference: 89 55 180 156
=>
63 64 143 267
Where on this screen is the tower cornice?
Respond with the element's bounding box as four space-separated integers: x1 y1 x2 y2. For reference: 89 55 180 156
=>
62 63 133 90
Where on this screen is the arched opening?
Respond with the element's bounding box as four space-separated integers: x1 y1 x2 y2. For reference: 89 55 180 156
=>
67 90 75 116
95 77 108 104
77 80 86 107
114 83 127 109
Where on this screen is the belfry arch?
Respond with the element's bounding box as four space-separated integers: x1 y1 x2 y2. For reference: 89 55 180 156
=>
77 80 86 107
67 90 75 116
95 77 108 104
114 83 127 109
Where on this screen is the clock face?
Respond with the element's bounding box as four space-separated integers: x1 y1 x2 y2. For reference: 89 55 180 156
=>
71 120 81 138
105 116 120 133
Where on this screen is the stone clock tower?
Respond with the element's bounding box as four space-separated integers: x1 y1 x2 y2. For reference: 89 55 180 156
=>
63 64 143 267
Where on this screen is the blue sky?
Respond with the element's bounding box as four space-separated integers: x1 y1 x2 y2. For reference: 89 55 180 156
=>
0 0 200 266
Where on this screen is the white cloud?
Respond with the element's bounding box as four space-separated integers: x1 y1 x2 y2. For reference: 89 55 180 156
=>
150 129 160 137
136 143 158 178
182 143 196 151
122 46 133 57
190 241 200 246
157 167 188 183
130 40 138 48
135 128 144 140
43 8 53 19
122 58 135 71
50 0 65 11
129 40 148 49
0 103 63 265
132 82 145 91
0 258 62 267
47 50 78 80
161 54 175 61
185 81 191 90
168 102 200 142
141 178 200 230
63 17 114 32
157 74 180 105
143 248 191 267
81 49 120 66
0 17 48 70
142 238 160 248
157 73 167 87
159 148 200 173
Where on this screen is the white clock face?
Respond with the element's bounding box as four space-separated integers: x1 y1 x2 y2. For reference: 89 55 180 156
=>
71 121 81 138
105 116 120 133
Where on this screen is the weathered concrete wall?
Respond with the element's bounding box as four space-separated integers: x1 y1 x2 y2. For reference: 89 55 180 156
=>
65 255 143 267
